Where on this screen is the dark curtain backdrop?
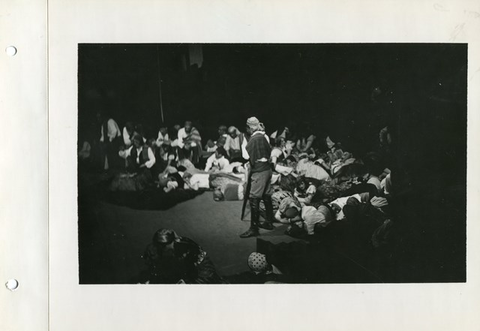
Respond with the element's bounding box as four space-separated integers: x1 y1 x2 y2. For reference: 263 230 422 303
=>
78 44 465 153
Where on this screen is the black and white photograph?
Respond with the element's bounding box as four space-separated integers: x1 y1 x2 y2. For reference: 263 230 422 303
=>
4 0 480 329
77 43 466 285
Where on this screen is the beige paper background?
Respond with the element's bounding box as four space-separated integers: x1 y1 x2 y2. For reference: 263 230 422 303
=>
0 0 48 331
47 1 480 331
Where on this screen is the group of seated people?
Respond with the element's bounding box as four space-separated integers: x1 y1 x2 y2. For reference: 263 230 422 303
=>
81 112 396 283
81 113 394 242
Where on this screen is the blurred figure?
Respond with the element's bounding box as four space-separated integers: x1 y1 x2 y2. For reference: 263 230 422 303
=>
142 229 223 284
218 125 228 139
156 124 170 147
224 126 247 162
177 121 202 164
270 136 286 166
270 126 290 141
122 121 135 148
296 124 316 154
96 111 122 171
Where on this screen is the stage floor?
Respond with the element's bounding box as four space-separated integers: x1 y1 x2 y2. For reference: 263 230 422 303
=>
78 190 302 284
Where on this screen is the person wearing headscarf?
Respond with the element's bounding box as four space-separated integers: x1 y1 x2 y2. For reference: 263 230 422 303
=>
224 252 284 284
246 252 283 283
240 117 276 238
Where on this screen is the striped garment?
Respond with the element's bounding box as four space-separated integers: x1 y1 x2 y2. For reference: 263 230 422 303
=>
246 132 272 173
259 189 293 216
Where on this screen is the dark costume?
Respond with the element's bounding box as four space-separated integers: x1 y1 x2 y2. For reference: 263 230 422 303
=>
240 128 276 238
143 230 223 284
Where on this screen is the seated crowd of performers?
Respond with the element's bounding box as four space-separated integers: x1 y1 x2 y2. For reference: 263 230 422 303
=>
80 111 395 283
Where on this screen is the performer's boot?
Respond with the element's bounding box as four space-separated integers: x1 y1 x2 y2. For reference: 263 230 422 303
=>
258 194 275 230
240 198 261 238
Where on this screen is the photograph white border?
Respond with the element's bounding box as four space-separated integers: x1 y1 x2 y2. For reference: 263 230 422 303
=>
48 1 480 330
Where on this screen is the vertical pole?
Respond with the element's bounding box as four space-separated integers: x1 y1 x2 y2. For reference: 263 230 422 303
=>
156 46 165 123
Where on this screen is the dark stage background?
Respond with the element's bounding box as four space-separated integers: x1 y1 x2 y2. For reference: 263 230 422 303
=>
78 44 467 282
78 44 465 153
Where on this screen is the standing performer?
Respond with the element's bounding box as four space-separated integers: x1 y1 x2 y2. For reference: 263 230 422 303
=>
97 111 122 171
240 117 275 238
